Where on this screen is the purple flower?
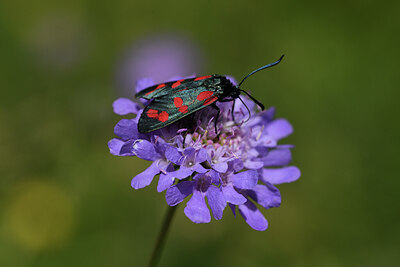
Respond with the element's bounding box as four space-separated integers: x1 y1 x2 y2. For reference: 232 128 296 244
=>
108 77 300 231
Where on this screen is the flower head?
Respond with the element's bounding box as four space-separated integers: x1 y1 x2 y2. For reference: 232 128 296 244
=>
108 77 300 231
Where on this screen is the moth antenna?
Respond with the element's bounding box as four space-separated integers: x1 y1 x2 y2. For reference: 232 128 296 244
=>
238 55 284 87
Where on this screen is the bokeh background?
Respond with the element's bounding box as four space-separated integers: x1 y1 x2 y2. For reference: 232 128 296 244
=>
1 0 399 266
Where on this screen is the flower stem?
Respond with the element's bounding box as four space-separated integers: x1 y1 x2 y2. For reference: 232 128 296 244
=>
147 205 178 267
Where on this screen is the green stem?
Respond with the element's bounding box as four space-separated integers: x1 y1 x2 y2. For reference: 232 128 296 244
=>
147 205 178 267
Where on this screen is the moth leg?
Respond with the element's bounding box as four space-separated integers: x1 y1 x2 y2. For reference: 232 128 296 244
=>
211 103 220 135
231 100 235 123
217 98 236 123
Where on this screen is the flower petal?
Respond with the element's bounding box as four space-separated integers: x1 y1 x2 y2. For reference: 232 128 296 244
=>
222 184 246 205
212 162 228 173
113 98 139 115
157 175 174 192
262 148 292 167
132 139 160 161
261 107 276 123
238 200 268 231
262 166 301 184
165 145 183 165
232 159 244 172
184 190 211 223
108 138 125 156
266 118 293 140
119 140 135 156
165 181 194 206
196 148 208 163
243 160 264 170
135 78 155 93
131 162 160 189
258 135 277 147
163 166 193 180
231 170 258 189
246 184 281 209
157 164 176 192
156 159 170 174
206 185 226 220
183 147 196 159
114 119 139 140
208 170 221 185
192 163 208 173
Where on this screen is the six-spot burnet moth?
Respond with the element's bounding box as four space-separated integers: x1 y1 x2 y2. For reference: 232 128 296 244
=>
135 55 284 133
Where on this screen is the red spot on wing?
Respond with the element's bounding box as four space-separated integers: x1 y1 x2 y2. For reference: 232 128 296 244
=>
179 106 188 113
158 111 169 122
145 83 166 96
197 91 214 101
146 109 159 118
172 79 184 88
156 83 166 89
194 75 212 81
173 97 188 113
203 96 218 106
146 109 169 122
174 97 183 107
144 89 156 96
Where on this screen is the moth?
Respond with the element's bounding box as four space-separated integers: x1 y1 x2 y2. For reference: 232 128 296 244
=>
135 55 284 133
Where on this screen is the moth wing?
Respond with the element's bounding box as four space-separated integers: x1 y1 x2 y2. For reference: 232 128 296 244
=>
135 81 174 100
135 77 205 100
138 86 219 133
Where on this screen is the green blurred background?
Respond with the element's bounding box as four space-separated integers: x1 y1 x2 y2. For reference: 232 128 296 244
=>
1 0 399 266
